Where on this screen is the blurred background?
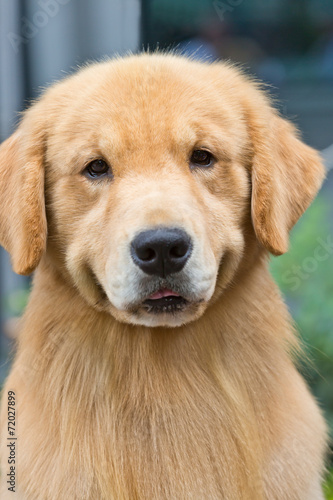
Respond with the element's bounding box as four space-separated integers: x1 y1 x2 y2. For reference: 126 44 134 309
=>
0 0 333 493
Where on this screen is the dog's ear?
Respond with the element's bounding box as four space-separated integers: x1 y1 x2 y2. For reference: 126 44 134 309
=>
250 113 325 255
0 113 47 275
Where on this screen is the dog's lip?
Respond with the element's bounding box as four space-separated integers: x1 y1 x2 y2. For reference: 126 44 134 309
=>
140 288 189 314
124 285 206 316
147 288 180 300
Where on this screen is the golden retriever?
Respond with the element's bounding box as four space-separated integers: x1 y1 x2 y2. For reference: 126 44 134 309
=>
0 53 328 499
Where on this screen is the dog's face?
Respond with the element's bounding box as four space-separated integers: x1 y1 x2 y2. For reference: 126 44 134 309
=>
0 55 325 327
45 58 251 327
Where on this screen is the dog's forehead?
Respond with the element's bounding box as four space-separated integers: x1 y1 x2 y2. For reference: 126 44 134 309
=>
44 56 249 170
71 60 223 132
61 59 238 123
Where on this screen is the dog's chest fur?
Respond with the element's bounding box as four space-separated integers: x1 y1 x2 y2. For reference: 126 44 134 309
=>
5 265 325 500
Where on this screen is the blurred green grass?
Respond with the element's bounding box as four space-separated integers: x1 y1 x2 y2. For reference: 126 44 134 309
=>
325 469 333 499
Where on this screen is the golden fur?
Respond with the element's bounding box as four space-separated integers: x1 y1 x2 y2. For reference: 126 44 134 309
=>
0 54 328 499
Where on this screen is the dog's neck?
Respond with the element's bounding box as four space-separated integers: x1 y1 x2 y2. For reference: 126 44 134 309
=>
15 257 297 499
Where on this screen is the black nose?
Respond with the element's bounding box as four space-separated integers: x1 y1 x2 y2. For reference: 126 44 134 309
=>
130 227 193 277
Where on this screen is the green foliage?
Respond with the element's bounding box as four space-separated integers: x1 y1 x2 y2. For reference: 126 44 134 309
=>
324 469 333 499
2 288 30 318
270 194 333 437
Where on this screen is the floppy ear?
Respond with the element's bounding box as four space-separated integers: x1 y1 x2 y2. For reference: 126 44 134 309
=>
0 117 47 275
250 114 325 255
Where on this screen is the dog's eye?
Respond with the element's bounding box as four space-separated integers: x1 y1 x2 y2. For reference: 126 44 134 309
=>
84 159 111 179
190 149 214 168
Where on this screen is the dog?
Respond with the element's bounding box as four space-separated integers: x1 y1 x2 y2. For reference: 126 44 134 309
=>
0 53 328 499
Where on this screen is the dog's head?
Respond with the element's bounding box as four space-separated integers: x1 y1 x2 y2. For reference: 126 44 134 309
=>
0 55 325 327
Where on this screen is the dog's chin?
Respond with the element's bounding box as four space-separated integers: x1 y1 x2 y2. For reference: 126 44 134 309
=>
109 299 208 328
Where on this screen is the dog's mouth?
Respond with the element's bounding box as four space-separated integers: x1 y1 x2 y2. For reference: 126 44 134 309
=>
142 288 188 314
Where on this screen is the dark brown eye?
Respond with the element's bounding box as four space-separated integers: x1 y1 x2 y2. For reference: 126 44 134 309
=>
84 159 111 179
190 149 214 168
